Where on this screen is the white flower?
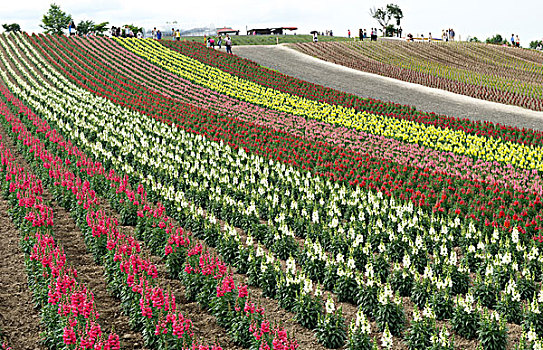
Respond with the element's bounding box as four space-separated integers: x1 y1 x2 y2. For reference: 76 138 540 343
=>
527 327 538 342
422 305 436 320
312 209 319 224
347 257 356 270
286 257 296 275
315 284 323 297
255 245 265 257
381 326 393 349
302 278 313 295
325 296 335 314
378 284 394 305
489 310 500 322
512 227 519 244
402 254 411 268
246 235 254 246
412 308 422 322
354 309 371 335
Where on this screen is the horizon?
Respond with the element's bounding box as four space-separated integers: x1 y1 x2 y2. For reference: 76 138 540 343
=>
1 0 541 46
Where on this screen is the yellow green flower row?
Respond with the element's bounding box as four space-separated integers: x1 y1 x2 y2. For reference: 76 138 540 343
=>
114 37 543 172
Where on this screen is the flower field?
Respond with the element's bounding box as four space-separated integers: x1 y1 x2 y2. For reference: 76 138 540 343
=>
291 41 543 111
0 33 543 350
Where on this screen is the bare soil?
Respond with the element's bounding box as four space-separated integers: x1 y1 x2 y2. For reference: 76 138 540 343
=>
0 123 144 349
0 198 45 350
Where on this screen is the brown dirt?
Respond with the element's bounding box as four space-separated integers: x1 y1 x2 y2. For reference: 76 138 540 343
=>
0 123 144 349
0 198 46 350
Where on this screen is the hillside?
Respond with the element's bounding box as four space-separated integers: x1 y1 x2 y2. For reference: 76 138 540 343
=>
291 40 543 111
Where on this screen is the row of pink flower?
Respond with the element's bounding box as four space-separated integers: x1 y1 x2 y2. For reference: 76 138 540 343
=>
0 73 297 349
0 93 203 348
0 131 120 349
58 35 543 196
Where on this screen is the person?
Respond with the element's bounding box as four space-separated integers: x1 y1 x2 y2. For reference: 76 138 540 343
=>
152 27 157 39
313 32 318 43
515 35 520 47
429 32 432 42
359 28 363 41
398 26 402 38
210 37 215 48
348 29 351 38
217 35 222 49
511 34 515 46
407 33 413 42
157 30 162 40
68 20 76 36
137 30 143 39
110 26 116 37
363 29 367 39
172 28 176 40
450 28 455 41
225 35 232 54
175 29 181 41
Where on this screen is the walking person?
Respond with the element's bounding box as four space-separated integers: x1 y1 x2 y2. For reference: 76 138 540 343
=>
313 32 318 43
511 34 515 46
225 35 232 54
348 29 351 38
515 35 520 47
175 29 181 41
157 30 162 40
217 35 222 49
152 27 157 39
172 28 176 40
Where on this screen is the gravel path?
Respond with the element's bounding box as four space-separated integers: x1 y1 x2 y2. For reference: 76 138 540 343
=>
233 45 543 131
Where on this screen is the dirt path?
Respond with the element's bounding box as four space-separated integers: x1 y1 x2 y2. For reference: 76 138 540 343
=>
0 198 46 350
233 45 543 131
0 123 144 349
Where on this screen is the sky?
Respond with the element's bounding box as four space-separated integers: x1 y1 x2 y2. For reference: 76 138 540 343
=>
1 0 541 46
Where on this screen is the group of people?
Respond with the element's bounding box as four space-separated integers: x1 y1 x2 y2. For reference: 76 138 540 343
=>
510 34 521 47
369 28 379 41
441 28 456 41
151 27 163 40
204 34 233 54
110 26 143 38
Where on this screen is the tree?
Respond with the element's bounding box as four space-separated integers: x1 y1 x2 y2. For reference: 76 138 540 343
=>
76 20 94 35
40 3 72 35
468 37 481 43
370 7 391 30
529 40 542 50
2 23 21 33
370 4 403 37
485 34 506 45
387 4 403 26
92 22 110 36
